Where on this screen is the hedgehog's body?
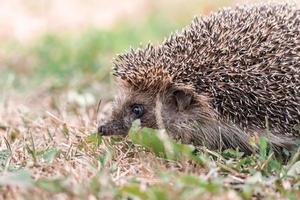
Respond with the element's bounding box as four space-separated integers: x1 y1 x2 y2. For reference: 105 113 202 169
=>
99 4 300 153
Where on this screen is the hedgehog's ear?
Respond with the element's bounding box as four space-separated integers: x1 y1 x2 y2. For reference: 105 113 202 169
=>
173 89 193 111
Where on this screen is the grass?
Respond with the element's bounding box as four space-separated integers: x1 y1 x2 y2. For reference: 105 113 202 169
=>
0 115 299 199
0 8 300 200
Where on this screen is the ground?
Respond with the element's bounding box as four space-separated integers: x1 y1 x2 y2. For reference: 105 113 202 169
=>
0 1 299 199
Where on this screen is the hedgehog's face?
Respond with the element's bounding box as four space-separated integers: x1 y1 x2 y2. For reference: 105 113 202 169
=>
98 86 213 142
98 89 158 136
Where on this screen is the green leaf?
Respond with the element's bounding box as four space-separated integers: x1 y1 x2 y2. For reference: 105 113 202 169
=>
41 148 61 164
36 178 69 193
26 144 37 163
129 121 166 158
98 150 112 167
147 187 169 200
118 184 147 199
85 133 102 146
129 120 207 165
267 159 281 173
180 175 202 186
222 148 244 159
259 137 268 162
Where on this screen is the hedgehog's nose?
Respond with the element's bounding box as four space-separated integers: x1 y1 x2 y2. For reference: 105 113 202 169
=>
98 125 107 135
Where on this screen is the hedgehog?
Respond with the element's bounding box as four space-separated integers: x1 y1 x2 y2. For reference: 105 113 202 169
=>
98 4 300 153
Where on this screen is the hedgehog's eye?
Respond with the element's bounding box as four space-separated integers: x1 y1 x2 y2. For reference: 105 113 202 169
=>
131 104 144 118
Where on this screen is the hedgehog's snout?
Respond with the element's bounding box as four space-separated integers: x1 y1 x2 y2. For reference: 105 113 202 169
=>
97 121 128 136
98 123 116 136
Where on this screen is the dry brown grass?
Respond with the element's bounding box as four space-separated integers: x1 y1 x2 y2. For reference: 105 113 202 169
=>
0 87 231 199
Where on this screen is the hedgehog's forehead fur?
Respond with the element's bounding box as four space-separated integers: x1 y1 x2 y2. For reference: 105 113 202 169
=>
114 45 173 92
113 43 195 92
